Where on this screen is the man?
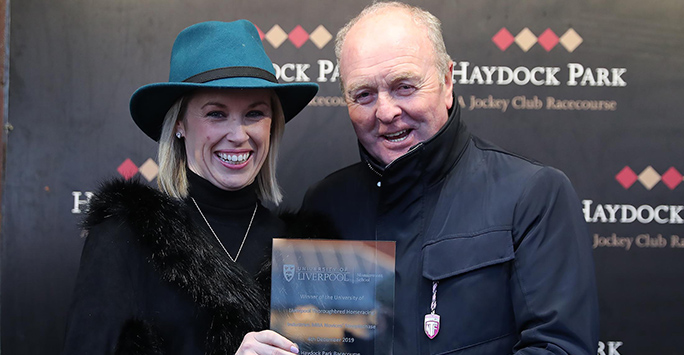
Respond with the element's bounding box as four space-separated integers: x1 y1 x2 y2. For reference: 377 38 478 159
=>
301 2 599 354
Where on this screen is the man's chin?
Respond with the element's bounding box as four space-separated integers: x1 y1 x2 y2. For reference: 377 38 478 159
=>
375 150 410 167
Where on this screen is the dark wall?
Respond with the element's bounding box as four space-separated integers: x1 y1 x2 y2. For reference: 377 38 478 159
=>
2 0 683 353
0 0 6 230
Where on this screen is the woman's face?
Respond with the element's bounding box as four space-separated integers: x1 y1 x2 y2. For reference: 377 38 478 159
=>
177 88 273 191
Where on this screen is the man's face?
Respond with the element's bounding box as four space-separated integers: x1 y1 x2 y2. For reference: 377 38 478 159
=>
339 9 453 166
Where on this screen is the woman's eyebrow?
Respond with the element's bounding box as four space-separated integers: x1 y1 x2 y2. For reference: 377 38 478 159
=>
201 101 227 109
247 100 270 109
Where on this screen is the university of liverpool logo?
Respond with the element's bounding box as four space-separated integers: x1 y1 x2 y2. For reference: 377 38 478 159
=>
283 264 295 282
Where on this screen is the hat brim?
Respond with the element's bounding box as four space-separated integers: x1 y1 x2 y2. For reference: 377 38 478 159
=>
130 77 319 141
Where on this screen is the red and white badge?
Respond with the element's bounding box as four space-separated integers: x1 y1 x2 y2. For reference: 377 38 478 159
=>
424 313 441 339
425 281 440 339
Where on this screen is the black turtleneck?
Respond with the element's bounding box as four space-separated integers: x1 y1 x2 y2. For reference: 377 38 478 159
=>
185 168 284 276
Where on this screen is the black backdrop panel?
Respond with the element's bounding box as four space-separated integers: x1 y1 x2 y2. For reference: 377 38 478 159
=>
3 0 683 354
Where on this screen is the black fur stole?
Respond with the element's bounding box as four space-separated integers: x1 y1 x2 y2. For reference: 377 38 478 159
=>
83 178 267 355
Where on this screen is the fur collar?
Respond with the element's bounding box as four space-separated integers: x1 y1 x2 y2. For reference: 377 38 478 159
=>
83 178 268 354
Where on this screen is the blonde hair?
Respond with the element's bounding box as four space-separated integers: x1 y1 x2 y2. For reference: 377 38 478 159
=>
335 1 452 91
157 91 285 204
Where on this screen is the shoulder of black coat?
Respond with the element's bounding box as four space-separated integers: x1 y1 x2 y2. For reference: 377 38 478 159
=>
81 178 184 232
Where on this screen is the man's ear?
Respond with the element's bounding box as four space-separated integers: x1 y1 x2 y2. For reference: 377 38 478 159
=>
444 61 454 109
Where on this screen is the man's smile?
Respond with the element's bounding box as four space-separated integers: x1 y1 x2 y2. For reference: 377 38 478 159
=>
383 129 411 142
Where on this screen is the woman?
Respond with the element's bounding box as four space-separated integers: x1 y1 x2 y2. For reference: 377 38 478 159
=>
63 20 317 355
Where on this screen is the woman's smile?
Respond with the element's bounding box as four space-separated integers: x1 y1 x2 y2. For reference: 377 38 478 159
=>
216 150 252 167
178 88 273 190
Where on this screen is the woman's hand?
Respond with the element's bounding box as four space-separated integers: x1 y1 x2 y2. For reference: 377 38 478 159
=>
236 330 300 354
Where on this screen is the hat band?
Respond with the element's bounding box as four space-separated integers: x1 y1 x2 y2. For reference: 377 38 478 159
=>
183 66 278 84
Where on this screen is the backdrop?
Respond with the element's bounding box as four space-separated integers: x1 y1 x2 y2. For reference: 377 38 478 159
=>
3 0 683 354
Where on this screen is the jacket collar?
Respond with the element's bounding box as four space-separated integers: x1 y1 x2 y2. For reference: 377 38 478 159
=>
360 99 470 188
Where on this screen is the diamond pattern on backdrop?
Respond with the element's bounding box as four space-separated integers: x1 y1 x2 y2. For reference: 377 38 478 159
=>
117 158 159 181
615 166 638 189
493 27 583 52
638 166 661 190
309 25 333 49
117 159 138 180
559 29 583 52
515 28 537 52
265 25 288 48
661 167 683 190
538 29 559 52
288 25 309 48
492 28 515 51
259 25 332 49
139 158 159 182
255 25 265 41
616 166 683 190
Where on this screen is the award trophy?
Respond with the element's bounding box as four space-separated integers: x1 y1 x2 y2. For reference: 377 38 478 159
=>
271 238 396 355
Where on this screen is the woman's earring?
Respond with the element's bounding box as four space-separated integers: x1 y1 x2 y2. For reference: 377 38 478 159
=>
176 132 182 139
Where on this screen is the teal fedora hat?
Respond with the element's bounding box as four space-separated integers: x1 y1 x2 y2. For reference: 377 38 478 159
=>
130 20 319 141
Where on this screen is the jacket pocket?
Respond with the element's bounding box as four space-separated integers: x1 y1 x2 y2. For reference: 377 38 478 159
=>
421 228 517 354
422 228 514 281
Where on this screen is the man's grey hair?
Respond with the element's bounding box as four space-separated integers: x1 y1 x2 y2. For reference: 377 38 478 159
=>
334 1 452 91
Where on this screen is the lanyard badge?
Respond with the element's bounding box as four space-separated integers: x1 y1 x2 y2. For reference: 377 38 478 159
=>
424 281 440 339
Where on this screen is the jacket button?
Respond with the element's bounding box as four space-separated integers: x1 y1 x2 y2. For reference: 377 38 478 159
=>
377 181 381 187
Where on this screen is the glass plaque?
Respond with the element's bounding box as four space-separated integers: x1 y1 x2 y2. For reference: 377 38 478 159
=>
271 238 396 355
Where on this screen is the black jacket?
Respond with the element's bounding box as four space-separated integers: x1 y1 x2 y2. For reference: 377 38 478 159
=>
301 105 599 354
62 178 282 355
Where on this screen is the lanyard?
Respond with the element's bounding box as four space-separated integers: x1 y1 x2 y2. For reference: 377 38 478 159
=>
424 281 441 339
